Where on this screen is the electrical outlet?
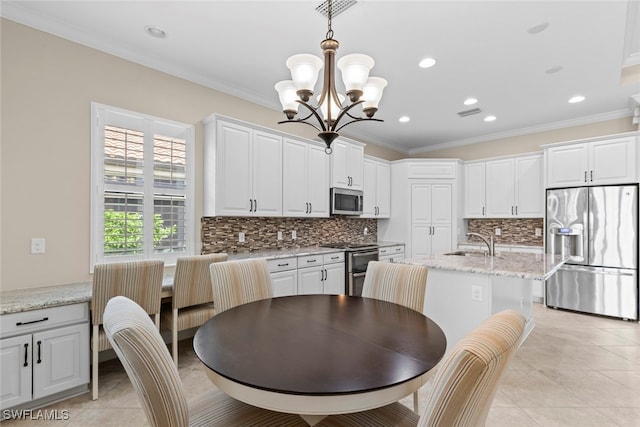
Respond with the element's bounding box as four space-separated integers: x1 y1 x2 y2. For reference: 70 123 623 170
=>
535 228 542 237
292 230 297 240
31 238 45 254
277 231 283 240
471 285 483 302
364 227 369 235
494 228 501 236
238 232 245 243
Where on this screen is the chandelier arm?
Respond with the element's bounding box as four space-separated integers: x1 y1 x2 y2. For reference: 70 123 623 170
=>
334 117 383 133
296 99 328 131
330 100 364 131
277 118 323 133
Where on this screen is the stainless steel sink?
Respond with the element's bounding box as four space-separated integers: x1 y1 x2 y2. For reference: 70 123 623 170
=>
444 250 489 257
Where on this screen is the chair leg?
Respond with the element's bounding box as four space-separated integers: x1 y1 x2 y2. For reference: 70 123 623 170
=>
92 324 99 400
172 308 178 366
413 391 419 414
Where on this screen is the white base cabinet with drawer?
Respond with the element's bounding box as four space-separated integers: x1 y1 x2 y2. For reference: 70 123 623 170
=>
378 245 405 263
0 303 90 410
297 252 345 295
268 257 298 297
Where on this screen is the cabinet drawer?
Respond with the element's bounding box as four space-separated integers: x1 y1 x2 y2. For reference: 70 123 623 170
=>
0 303 89 339
379 245 404 256
298 254 323 268
323 252 344 265
267 257 298 272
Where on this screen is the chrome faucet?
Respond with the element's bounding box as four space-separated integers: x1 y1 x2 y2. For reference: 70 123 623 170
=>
466 232 495 256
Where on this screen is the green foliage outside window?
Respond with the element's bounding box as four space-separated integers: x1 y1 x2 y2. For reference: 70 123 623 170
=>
104 210 176 254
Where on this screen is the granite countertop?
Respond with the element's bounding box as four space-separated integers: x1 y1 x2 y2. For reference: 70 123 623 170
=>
401 251 568 281
0 246 349 315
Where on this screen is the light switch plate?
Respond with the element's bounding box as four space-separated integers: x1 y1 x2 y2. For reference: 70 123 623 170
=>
292 230 297 240
238 232 245 243
31 238 45 254
277 231 283 240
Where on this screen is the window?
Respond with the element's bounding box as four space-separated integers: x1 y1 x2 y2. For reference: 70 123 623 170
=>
91 103 194 269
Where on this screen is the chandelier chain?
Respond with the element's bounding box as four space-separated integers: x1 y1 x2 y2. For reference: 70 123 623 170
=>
326 0 334 39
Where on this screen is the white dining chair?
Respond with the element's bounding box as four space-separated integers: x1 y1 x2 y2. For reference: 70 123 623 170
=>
209 258 274 314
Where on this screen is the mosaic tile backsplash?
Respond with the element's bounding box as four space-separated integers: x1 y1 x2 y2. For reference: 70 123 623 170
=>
466 218 544 246
201 216 378 254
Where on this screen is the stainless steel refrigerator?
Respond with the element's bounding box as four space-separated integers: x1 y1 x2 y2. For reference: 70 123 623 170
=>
546 185 638 320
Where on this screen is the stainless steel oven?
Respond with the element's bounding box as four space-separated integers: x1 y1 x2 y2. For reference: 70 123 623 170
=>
321 243 378 296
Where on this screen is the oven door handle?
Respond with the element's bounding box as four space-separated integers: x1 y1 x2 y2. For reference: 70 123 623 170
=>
351 250 379 258
352 272 367 278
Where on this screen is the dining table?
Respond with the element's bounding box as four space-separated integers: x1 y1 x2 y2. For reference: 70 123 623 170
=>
193 294 446 426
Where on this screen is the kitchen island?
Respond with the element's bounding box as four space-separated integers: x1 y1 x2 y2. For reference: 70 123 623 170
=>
401 251 568 351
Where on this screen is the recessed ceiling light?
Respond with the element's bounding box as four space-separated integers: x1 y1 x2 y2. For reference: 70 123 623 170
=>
545 65 563 74
145 25 167 39
398 116 411 123
464 98 478 106
483 115 497 122
568 95 586 104
527 22 549 34
418 57 436 68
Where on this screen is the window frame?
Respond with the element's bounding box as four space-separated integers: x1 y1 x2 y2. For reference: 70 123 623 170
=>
90 102 195 271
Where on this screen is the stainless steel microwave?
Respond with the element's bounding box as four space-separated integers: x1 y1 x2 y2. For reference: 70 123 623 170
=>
331 188 363 215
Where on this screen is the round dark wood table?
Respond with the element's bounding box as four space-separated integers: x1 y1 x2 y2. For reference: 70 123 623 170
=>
193 294 446 425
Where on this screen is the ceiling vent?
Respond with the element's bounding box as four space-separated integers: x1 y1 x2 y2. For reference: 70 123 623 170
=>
457 108 482 117
316 0 357 18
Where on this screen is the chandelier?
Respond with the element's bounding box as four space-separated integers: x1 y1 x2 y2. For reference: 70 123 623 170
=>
274 0 387 154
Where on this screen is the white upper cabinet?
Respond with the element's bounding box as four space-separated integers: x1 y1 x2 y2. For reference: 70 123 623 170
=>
464 162 486 217
331 139 364 190
283 138 329 217
546 136 637 188
465 154 543 218
204 117 282 217
361 157 390 218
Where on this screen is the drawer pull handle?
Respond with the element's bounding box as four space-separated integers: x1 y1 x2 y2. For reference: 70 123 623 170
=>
16 317 49 326
24 343 29 367
307 259 317 263
331 256 340 260
37 340 42 364
277 263 289 267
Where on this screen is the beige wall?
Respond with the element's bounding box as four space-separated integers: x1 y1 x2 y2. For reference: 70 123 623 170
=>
0 19 406 291
413 117 636 161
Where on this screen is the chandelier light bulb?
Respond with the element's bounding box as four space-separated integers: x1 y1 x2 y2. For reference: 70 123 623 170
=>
319 93 346 122
286 54 323 101
337 53 374 102
274 80 299 119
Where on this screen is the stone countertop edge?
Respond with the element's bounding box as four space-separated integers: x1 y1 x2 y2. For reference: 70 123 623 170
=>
458 240 543 249
1 245 375 315
400 252 569 281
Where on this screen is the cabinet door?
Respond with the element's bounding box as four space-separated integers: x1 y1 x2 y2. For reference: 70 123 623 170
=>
330 140 350 188
0 334 32 409
375 161 391 217
590 137 636 185
32 323 89 400
411 224 432 257
216 121 252 215
347 144 364 190
432 224 453 255
307 143 330 217
411 183 432 223
514 155 543 217
431 184 452 224
486 159 515 217
546 143 589 187
271 270 298 297
361 159 377 217
323 263 345 295
464 162 486 217
282 138 309 217
252 131 282 216
297 266 323 295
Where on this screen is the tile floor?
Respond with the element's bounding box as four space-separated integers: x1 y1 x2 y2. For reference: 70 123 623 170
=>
3 304 639 426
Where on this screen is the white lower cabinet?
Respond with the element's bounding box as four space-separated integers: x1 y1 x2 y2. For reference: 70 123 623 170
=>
297 252 345 295
0 303 90 410
378 245 405 262
268 257 298 297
